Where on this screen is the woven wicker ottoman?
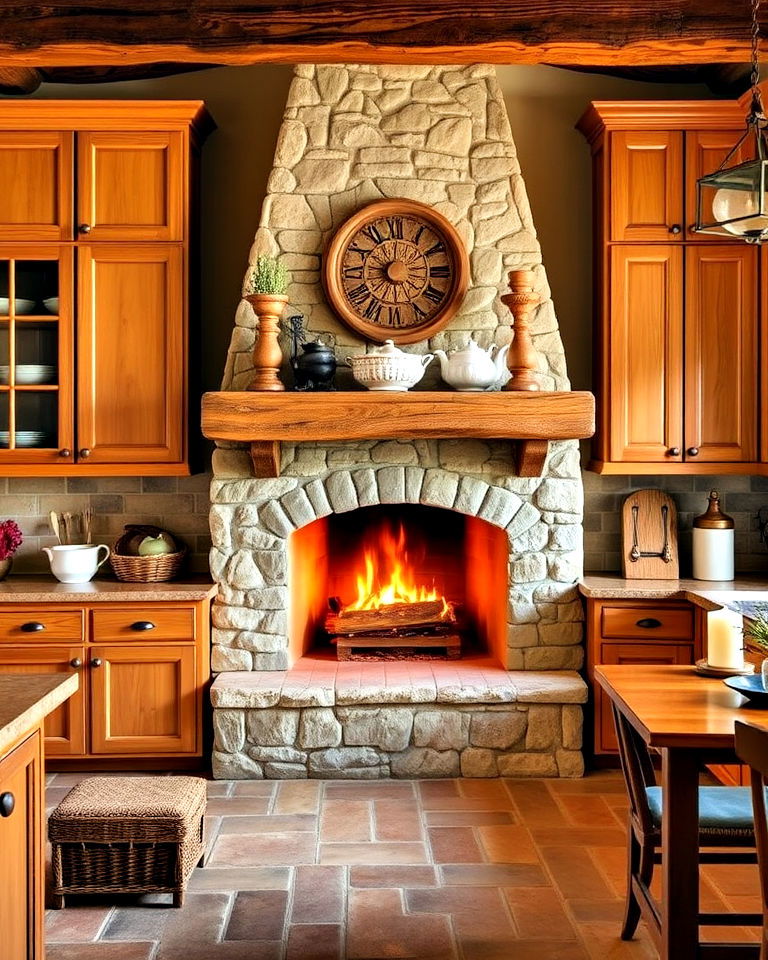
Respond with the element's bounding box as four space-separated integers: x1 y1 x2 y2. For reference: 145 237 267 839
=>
49 776 207 908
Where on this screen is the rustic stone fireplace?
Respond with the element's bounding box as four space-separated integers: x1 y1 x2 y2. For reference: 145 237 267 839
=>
206 62 589 779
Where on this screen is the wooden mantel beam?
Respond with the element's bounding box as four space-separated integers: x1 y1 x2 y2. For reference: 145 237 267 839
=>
0 1 763 69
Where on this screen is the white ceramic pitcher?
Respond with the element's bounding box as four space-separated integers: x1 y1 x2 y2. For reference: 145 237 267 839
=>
43 544 110 583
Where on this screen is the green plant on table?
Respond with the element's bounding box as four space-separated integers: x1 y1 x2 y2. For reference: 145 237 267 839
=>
246 255 290 296
743 604 768 652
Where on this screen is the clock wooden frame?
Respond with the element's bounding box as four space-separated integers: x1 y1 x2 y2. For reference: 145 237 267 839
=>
323 198 470 344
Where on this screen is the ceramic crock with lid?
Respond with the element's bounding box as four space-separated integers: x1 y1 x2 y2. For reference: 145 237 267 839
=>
345 339 433 391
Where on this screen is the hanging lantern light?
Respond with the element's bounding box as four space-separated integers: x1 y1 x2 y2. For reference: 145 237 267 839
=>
695 0 768 243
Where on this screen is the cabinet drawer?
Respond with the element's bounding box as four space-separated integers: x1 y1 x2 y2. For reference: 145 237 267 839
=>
0 610 83 642
91 607 195 641
600 605 693 640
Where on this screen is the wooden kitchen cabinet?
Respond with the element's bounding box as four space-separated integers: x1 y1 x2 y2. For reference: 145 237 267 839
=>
0 731 43 960
586 597 701 756
0 101 213 476
578 100 765 474
0 591 213 765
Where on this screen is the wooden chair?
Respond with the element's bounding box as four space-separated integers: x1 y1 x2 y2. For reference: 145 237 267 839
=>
735 720 768 960
612 703 760 941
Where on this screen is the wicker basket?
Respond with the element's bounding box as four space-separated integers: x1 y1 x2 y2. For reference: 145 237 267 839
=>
110 546 186 582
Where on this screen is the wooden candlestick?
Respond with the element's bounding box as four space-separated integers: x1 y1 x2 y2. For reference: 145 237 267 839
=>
245 293 288 391
501 268 541 392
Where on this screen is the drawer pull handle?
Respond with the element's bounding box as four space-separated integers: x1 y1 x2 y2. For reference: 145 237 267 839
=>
90 657 102 668
636 618 663 629
70 658 82 669
20 621 45 632
131 621 156 631
0 792 14 817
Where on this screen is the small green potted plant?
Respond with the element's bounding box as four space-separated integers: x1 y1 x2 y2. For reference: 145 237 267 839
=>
244 256 291 392
742 604 768 687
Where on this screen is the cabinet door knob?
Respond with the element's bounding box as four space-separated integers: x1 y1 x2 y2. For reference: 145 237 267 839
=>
0 792 15 818
669 224 682 234
70 658 82 669
79 223 91 234
90 657 102 668
668 447 681 456
59 448 71 458
131 621 156 631
687 446 700 457
636 618 663 629
79 448 91 459
20 621 45 632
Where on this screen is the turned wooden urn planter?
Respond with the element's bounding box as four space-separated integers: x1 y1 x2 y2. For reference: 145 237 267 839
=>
246 293 288 392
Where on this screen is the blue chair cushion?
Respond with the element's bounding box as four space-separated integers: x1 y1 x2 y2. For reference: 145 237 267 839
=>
645 786 755 831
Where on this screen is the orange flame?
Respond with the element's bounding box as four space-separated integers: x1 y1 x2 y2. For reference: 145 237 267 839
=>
344 521 450 616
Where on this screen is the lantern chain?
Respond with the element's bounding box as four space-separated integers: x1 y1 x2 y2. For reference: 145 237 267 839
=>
750 0 765 122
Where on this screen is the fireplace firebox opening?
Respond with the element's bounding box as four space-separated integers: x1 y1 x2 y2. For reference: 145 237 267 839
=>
289 505 508 665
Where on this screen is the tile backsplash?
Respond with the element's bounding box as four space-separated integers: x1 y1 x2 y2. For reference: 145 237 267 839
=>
583 470 768 577
1 473 212 574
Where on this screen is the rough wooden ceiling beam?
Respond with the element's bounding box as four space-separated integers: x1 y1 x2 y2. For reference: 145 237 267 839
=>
0 1 762 68
0 67 42 94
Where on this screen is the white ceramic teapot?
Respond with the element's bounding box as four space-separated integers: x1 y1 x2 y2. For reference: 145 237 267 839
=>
434 339 509 391
346 339 433 391
43 544 110 583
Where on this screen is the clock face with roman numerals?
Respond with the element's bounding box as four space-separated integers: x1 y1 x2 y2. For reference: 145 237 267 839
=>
323 199 469 345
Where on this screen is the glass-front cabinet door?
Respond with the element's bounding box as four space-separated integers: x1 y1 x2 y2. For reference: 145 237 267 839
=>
0 247 74 464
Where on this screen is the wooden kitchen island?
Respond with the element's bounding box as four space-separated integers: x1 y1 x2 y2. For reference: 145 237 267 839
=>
0 673 78 960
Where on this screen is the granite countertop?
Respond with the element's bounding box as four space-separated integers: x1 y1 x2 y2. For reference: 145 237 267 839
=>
0 673 79 757
0 576 217 603
579 574 768 613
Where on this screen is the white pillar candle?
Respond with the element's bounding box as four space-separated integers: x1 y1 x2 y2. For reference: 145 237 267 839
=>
707 608 744 669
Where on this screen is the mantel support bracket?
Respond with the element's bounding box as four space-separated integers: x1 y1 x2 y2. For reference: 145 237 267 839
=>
249 441 281 478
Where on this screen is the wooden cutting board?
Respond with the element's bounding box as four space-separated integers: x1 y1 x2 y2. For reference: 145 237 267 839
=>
621 489 679 579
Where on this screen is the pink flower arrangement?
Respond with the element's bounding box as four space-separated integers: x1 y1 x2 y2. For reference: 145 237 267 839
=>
0 519 23 561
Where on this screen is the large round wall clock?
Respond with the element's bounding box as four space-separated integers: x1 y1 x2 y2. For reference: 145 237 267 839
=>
323 199 469 344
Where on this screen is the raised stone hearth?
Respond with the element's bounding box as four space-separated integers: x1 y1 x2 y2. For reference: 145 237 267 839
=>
209 62 588 778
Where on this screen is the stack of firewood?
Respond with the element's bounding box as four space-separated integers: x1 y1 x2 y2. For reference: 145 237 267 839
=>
325 599 460 660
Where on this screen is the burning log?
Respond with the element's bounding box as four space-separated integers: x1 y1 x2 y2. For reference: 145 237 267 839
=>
325 599 453 638
336 633 461 661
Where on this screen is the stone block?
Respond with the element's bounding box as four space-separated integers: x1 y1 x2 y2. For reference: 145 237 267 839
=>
212 750 264 780
524 646 584 670
372 441 419 466
309 747 383 773
510 521 549 554
213 709 245 753
412 710 468 750
352 468 380 507
243 586 288 611
211 674 282 710
421 469 459 509
470 711 526 750
497 753 558 777
509 553 547 583
247 709 300 747
390 748 460 778
211 449 253 480
562 706 583 750
556 749 585 778
259 500 295 538
265 762 309 779
381 103 435 134
211 645 252 672
479 486 522 528
377 466 406 503
298 708 343 748
253 550 287 586
405 467 425 503
460 748 499 778
505 501 541 539
305 478 333 518
326 471 359 513
426 117 472 155
274 119 308 168
268 193 317 230
534 479 583 514
342 708 413 751
316 65 349 103
438 440 490 475
507 623 539 648
249 746 308 763
510 672 587 704
209 505 233 550
537 623 583 647
231 632 286 654
525 704 561 751
252 652 290 670
549 554 582 583
294 157 352 194
281 487 317 529
227 550 264 590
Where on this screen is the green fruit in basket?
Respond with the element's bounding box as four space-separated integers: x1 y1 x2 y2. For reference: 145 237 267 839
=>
138 533 176 556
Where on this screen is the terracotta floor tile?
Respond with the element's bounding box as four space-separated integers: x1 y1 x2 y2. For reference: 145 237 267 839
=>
347 888 457 959
47 945 155 960
462 940 588 960
218 813 317 834
45 905 114 942
320 799 372 842
577 920 659 959
424 810 514 827
374 798 423 842
206 781 233 798
531 826 626 847
231 781 277 797
286 923 343 960
588 845 628 898
157 943 282 960
406 886 514 937
440 863 548 886
101 905 171 941
291 865 345 924
209 832 317 867
417 780 461 802
504 887 577 940
567 898 625 922
154 892 231 950
350 865 439 887
702 862 762 898
548 773 626 794
458 779 515 802
428 825 484 863
188 866 291 892
539 846 617 900
320 841 429 865
420 796 515 813
274 780 322 815
225 890 289 940
325 781 415 799
556 793 619 827
477 825 539 864
504 781 571 828
206 797 271 817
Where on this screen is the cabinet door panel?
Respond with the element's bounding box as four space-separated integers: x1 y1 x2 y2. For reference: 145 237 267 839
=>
90 644 197 755
598 642 694 753
0 132 72 241
610 131 683 241
77 244 184 464
78 131 183 241
0 732 42 960
686 129 750 240
0 647 86 756
684 246 758 462
609 246 683 462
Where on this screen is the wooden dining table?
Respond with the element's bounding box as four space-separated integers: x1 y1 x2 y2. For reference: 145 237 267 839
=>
596 663 768 960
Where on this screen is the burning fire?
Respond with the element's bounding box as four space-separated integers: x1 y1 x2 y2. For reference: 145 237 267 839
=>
345 521 451 616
